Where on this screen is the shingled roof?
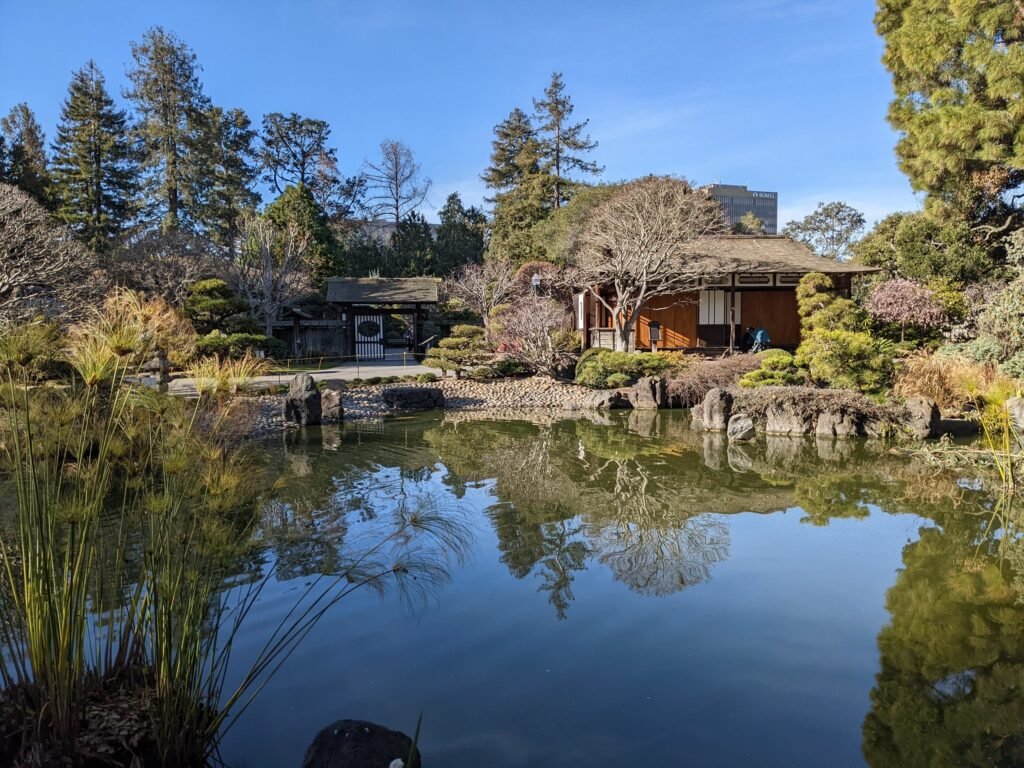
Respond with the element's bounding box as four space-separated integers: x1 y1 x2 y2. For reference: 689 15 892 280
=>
326 277 440 304
714 236 878 274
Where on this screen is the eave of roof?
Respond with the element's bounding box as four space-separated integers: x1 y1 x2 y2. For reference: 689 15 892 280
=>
325 277 440 304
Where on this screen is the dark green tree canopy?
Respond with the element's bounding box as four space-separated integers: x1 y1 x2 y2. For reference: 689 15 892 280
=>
196 106 260 245
51 60 137 251
125 26 212 232
853 211 995 285
433 192 485 275
875 0 1024 226
1 102 50 205
265 183 339 286
482 107 536 195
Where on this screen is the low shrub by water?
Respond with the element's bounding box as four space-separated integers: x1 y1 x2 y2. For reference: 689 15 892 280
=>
575 350 686 389
667 355 762 406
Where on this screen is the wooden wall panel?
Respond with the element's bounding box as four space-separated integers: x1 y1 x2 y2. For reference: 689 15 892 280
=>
637 292 698 349
740 290 800 347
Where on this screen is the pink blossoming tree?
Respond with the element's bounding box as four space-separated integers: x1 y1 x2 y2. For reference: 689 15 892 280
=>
866 278 947 341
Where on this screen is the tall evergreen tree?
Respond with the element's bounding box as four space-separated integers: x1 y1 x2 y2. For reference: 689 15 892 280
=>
389 212 436 277
487 136 554 265
481 107 536 197
50 61 137 251
532 72 602 208
265 184 339 286
875 0 1024 228
433 192 485 275
1 102 50 204
125 26 211 232
197 106 260 245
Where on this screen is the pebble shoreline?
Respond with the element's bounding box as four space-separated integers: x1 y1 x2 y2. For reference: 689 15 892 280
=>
245 377 597 437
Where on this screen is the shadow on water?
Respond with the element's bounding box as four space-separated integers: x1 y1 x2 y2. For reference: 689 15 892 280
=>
252 410 1024 767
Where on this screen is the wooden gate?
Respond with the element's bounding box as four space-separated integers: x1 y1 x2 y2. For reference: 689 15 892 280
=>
354 313 385 360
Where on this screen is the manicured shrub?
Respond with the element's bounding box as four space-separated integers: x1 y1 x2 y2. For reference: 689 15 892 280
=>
422 324 493 379
796 272 865 333
416 373 439 383
574 350 686 389
667 354 762 406
795 329 894 393
739 349 805 388
196 331 285 359
605 372 632 388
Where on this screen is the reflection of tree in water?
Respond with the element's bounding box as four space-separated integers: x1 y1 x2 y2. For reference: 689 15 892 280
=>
424 414 743 615
862 496 1024 767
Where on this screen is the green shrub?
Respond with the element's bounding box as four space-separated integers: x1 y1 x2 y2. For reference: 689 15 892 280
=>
795 329 895 393
416 373 439 383
936 337 1003 365
796 272 865 333
740 349 805 388
365 376 382 385
422 324 492 379
0 319 66 381
196 331 284 359
978 278 1024 359
574 350 686 389
1000 352 1024 381
604 372 632 388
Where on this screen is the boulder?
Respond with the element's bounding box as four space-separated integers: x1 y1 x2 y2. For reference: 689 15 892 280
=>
381 386 444 410
283 373 321 426
904 396 940 439
1007 397 1024 445
584 389 631 410
815 410 861 438
727 413 756 442
321 388 344 421
700 388 733 432
301 719 420 768
629 376 667 410
764 402 813 435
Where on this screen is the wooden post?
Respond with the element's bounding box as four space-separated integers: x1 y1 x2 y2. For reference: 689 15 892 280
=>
728 285 736 352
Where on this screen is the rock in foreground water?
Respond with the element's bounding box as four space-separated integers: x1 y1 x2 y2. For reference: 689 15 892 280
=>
302 719 420 768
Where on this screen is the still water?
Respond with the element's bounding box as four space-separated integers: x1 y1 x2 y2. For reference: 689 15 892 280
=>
220 410 1024 768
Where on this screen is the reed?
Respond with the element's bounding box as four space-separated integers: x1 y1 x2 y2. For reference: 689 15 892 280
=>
0 314 466 766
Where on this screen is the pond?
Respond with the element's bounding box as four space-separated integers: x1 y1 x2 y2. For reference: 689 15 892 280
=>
219 410 1024 768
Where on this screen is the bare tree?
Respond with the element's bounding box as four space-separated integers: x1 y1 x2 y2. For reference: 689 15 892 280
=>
0 182 100 321
570 176 729 351
362 139 431 226
105 228 217 305
496 295 577 377
226 213 311 336
442 257 518 337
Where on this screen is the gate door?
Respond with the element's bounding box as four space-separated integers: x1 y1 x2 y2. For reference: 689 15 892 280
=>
354 314 385 360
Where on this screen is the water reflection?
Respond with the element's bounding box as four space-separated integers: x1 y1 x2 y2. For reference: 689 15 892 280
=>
254 411 1024 766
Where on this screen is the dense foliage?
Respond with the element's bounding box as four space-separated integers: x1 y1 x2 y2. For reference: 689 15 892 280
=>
574 350 685 389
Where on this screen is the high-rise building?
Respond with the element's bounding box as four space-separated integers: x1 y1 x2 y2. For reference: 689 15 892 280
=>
707 184 779 235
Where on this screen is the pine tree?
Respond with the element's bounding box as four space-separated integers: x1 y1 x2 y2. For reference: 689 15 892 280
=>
875 0 1024 226
1 102 50 204
422 324 492 379
532 72 602 208
433 192 486 275
487 137 554 265
125 26 211 232
265 184 339 286
50 61 137 251
197 106 260 245
481 107 536 196
389 212 436 277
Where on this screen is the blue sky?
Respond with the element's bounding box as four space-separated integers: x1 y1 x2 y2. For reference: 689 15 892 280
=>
0 0 920 226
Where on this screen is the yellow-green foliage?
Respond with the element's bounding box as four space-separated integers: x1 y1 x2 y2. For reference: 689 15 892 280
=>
0 319 65 380
574 350 687 389
188 352 271 397
795 330 894 393
796 272 865 333
740 349 805 388
895 350 1014 412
